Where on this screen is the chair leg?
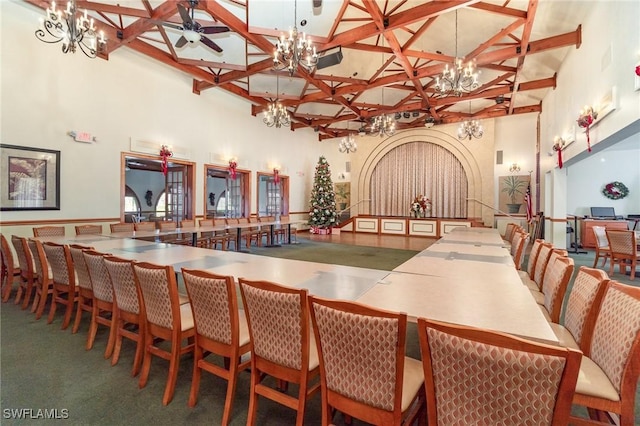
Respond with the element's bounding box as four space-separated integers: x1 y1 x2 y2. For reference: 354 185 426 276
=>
138 334 153 389
111 317 123 367
188 346 203 408
86 306 99 350
61 294 75 330
47 289 58 324
104 314 116 359
21 282 34 310
295 377 308 426
592 253 599 268
131 324 145 377
246 365 260 426
73 295 85 334
222 359 241 426
162 339 181 405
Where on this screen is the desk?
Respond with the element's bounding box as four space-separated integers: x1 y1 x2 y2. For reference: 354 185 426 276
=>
580 219 628 248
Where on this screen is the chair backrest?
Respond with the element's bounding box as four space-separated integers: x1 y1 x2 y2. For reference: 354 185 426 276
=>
309 296 408 417
158 221 177 231
104 255 139 315
541 256 575 323
75 225 102 235
179 219 195 228
2 234 16 280
33 226 65 237
27 239 49 283
134 222 156 231
592 226 609 249
68 244 94 291
260 216 275 223
239 278 309 371
42 242 74 287
133 262 181 330
563 266 609 351
587 281 640 398
532 242 554 286
606 229 636 257
417 319 581 426
525 239 544 277
503 223 516 241
225 218 239 225
83 250 113 303
182 269 238 346
10 235 30 278
237 218 249 225
110 223 134 233
511 231 529 270
198 219 214 227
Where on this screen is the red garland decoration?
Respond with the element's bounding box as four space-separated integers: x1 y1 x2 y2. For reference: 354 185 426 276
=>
577 107 597 152
273 168 280 184
553 139 564 169
159 145 173 176
229 161 237 180
636 65 640 77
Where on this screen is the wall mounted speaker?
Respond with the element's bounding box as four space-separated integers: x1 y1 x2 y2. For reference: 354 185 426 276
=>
345 161 351 173
496 150 503 165
317 47 343 70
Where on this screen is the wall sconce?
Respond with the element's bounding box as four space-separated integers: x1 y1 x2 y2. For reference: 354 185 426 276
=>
553 136 566 169
509 163 521 173
577 105 598 152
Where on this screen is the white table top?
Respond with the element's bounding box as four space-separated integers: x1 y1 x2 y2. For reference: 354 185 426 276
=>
357 272 558 345
427 242 514 264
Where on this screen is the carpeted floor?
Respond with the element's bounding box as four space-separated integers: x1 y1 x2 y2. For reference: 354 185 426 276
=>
1 237 638 425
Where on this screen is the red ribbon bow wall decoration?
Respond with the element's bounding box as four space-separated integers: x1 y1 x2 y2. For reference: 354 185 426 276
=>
159 145 173 176
577 106 598 152
636 65 640 76
553 137 565 169
229 160 237 180
273 168 280 184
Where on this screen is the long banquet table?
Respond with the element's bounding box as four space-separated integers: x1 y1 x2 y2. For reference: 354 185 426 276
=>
36 227 558 345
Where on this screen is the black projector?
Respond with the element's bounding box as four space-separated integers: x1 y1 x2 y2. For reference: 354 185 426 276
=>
317 47 343 70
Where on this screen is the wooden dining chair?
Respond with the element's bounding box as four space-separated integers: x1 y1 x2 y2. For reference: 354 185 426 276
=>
570 281 640 426
42 242 78 330
110 223 134 233
27 239 53 320
9 236 35 309
278 215 298 244
1 234 21 303
501 222 516 242
182 269 251 425
548 266 609 351
179 219 195 228
536 256 575 323
418 318 581 425
33 226 65 237
214 218 236 250
238 278 320 426
510 231 529 270
529 249 567 301
591 226 611 268
134 222 156 232
518 238 544 284
83 250 116 358
68 244 95 334
522 242 554 291
75 224 102 235
103 255 145 376
605 229 638 280
133 262 195 405
309 296 425 425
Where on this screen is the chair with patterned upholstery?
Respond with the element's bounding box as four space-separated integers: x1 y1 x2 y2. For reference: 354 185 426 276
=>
10 236 34 308
501 222 516 242
110 223 134 233
536 256 575 323
133 262 195 405
518 238 544 284
309 296 425 425
570 281 640 426
27 239 53 320
529 249 568 303
69 244 94 334
510 231 529 271
591 226 611 268
42 242 77 329
548 266 609 351
182 269 251 425
1 234 21 303
33 226 65 237
522 242 554 291
417 318 581 426
605 229 638 280
83 250 116 358
104 255 145 376
134 222 156 232
238 278 320 426
75 225 102 235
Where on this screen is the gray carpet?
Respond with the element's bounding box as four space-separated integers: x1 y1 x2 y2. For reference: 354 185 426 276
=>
1 239 638 425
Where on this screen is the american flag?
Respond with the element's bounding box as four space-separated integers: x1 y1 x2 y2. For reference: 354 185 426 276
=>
524 184 533 224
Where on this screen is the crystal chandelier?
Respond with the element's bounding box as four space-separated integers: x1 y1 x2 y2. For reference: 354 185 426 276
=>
370 114 396 137
35 0 106 58
273 0 318 76
458 102 483 140
435 11 479 97
263 74 291 128
338 133 357 153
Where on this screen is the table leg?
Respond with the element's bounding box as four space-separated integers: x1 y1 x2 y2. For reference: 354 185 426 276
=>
264 224 281 248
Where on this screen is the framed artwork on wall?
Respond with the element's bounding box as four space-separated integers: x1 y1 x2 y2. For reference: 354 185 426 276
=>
0 144 60 211
498 175 530 215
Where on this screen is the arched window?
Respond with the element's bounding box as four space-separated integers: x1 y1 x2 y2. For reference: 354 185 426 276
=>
155 190 169 218
124 185 141 214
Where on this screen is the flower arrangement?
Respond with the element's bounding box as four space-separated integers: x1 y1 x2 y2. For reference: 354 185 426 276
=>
577 106 598 152
159 145 172 176
411 195 432 218
228 160 237 180
602 181 629 200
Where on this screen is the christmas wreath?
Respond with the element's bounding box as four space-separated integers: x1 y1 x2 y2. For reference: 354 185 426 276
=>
602 181 629 200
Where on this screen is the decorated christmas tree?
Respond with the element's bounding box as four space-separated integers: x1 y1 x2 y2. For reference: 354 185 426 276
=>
308 156 338 231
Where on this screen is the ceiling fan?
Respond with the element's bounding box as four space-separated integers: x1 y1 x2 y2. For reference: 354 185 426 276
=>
157 0 230 53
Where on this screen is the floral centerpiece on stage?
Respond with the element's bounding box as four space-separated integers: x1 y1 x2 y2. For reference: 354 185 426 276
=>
411 195 432 218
